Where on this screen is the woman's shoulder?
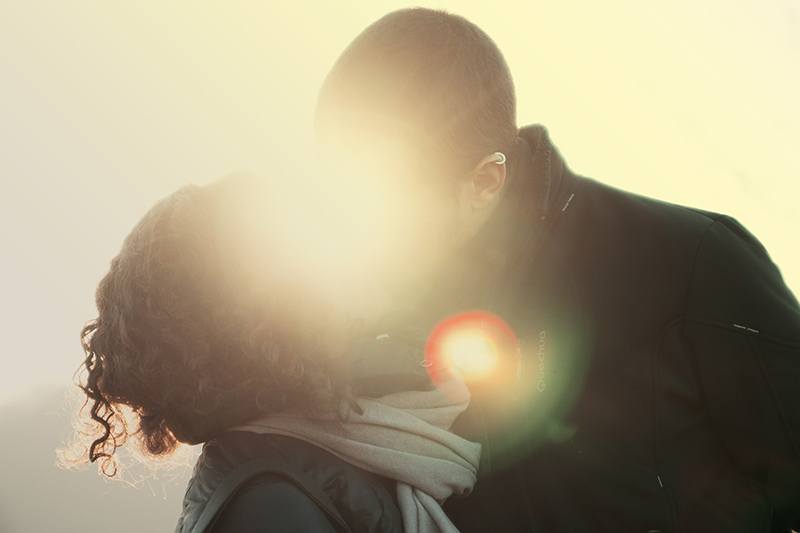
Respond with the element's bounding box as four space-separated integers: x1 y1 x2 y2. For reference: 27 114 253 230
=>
209 473 339 532
176 431 403 533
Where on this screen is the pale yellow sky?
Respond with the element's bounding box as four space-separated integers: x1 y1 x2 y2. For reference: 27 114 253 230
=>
1 0 798 403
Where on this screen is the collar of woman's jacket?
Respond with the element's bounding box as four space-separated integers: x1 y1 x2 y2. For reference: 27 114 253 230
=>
348 124 573 397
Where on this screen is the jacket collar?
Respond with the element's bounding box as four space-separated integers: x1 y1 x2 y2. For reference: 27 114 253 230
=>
454 123 576 313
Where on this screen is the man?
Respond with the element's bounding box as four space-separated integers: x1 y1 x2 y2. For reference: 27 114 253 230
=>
314 8 800 532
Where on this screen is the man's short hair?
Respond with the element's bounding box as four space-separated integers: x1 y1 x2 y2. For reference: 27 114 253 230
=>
315 8 518 178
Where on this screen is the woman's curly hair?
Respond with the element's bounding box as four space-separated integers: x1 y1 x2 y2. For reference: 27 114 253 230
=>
71 174 353 476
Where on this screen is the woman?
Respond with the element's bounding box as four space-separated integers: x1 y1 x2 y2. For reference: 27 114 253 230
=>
68 174 480 532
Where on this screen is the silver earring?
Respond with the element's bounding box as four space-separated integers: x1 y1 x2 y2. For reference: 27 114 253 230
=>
491 152 507 165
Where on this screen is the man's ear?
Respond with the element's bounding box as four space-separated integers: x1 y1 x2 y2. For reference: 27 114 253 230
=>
469 153 507 209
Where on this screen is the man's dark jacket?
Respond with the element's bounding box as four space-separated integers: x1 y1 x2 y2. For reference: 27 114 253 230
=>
175 124 800 532
435 124 800 533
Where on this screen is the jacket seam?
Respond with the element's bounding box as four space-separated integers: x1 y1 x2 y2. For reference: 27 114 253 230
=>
679 219 718 320
747 335 800 460
653 319 682 530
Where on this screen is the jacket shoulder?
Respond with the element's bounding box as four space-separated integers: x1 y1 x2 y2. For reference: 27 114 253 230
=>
561 177 799 333
209 473 338 533
555 177 718 314
684 213 800 341
579 177 799 320
568 176 719 281
175 431 402 533
573 176 717 235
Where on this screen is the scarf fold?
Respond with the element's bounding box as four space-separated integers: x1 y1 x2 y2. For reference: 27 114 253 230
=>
227 375 481 533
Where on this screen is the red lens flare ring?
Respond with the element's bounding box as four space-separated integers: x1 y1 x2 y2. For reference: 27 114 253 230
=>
424 310 520 385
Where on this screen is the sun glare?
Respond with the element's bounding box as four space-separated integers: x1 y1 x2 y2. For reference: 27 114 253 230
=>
442 331 499 380
425 310 519 385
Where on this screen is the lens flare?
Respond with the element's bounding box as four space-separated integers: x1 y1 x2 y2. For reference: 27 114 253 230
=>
442 332 498 379
425 310 519 385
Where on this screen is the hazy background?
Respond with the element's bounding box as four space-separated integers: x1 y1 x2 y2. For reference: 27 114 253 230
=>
1 0 798 531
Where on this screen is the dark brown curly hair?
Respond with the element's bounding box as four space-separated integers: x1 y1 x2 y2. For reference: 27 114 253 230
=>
71 174 353 477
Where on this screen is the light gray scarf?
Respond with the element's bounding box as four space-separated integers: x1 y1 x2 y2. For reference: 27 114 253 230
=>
228 375 481 533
